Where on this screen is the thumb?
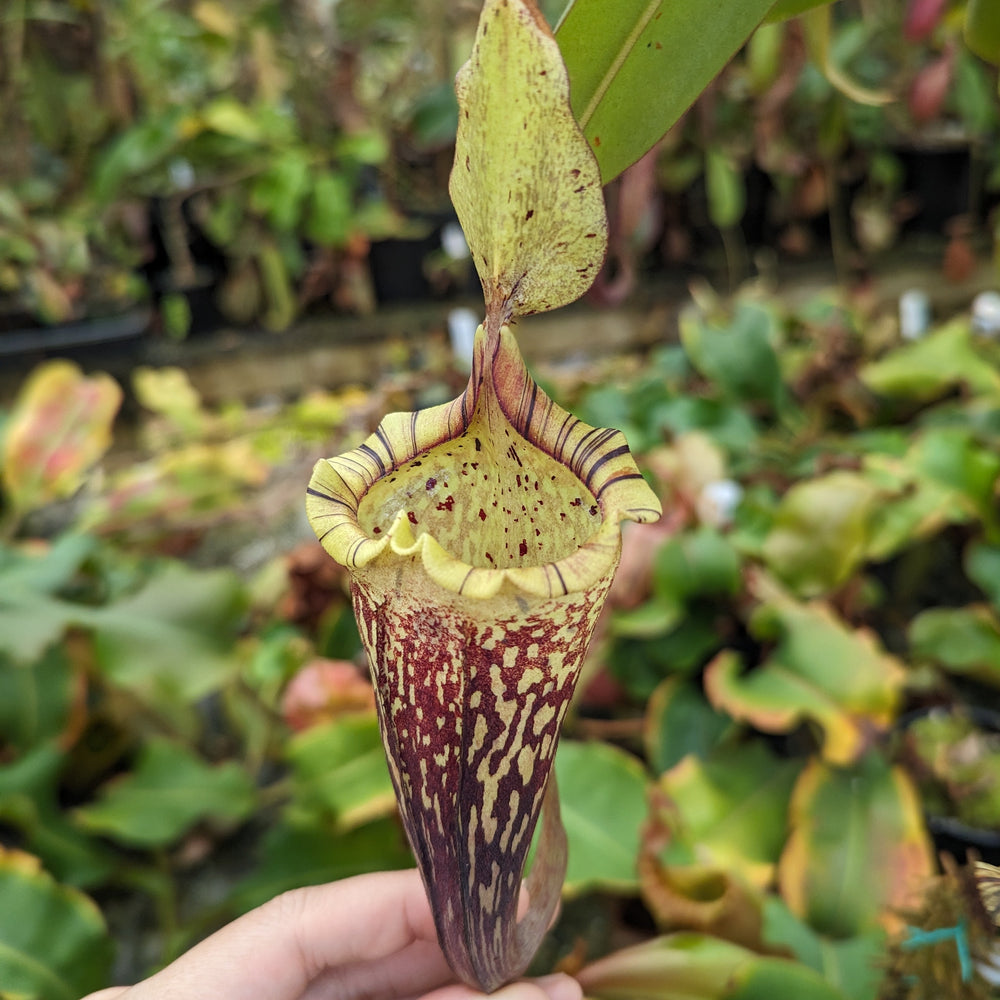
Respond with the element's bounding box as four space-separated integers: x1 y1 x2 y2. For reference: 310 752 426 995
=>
421 972 582 1000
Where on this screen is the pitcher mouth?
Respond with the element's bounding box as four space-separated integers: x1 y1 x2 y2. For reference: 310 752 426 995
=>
307 325 661 600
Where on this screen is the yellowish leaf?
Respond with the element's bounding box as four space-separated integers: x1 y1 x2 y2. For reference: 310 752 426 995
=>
449 0 607 324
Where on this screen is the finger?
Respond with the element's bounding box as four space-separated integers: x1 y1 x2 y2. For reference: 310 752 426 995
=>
299 880 541 1000
125 869 440 1000
418 973 582 1000
78 990 130 1000
298 938 454 1000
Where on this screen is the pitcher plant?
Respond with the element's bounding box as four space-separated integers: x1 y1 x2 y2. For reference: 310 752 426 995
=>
306 0 661 989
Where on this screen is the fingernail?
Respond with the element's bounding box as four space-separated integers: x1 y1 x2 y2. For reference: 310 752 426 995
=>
535 973 583 1000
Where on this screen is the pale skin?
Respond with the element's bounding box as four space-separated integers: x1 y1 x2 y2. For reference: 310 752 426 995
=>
80 869 581 1000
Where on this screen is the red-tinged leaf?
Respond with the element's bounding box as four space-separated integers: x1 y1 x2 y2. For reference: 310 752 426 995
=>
2 360 122 514
281 659 375 732
905 0 948 41
909 48 955 124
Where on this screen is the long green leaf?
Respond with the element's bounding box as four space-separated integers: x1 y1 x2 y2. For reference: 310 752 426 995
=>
555 0 777 183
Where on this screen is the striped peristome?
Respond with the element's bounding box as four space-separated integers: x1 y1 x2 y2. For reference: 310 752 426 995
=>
306 324 660 991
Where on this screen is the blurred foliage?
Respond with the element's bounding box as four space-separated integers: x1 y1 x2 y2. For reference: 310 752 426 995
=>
3 279 1000 996
2 0 1000 331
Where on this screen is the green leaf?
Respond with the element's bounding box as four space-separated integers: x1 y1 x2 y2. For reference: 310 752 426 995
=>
0 848 113 1000
747 22 784 93
610 608 723 698
658 741 800 888
578 932 756 1000
859 320 1000 402
679 300 783 407
724 956 850 1000
705 584 905 767
765 0 835 22
705 150 745 230
611 596 683 639
0 746 115 888
761 472 879 596
863 458 969 563
953 47 999 136
306 171 353 247
449 0 607 319
199 98 264 143
286 713 397 830
907 427 1000 528
652 396 759 454
761 898 885 1000
227 817 413 913
966 0 1000 65
74 739 255 848
653 527 742 605
967 542 1000 609
0 536 95 663
251 151 311 232
410 82 460 147
556 0 776 183
91 111 183 202
909 605 1000 685
257 240 296 331
555 739 648 894
160 291 192 340
0 558 246 706
90 561 247 704
0 646 78 753
336 130 390 166
644 677 733 774
779 756 933 938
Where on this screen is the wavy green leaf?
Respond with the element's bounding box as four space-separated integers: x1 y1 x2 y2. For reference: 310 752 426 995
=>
859 320 1000 402
75 739 255 848
705 582 905 767
644 677 733 774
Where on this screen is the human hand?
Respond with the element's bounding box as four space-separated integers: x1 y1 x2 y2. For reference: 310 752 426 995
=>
80 868 581 1000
